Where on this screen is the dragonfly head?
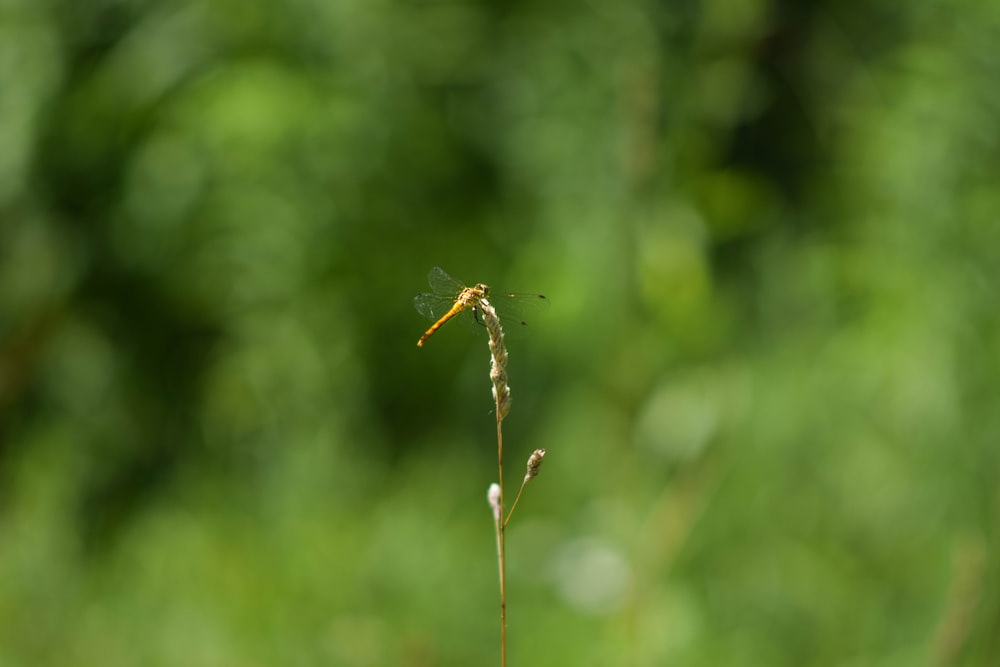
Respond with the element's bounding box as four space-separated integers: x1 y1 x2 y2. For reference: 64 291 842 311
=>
474 283 490 298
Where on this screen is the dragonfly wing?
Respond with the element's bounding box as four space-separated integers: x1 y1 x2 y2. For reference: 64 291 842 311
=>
427 266 467 296
492 293 549 328
414 293 457 321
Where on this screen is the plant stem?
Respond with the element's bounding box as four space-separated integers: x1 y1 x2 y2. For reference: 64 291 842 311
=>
496 408 507 667
504 482 525 529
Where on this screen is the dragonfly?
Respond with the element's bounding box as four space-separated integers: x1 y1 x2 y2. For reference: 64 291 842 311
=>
414 266 548 347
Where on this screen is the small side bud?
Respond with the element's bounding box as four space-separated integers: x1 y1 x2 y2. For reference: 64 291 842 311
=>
488 483 502 522
524 448 546 483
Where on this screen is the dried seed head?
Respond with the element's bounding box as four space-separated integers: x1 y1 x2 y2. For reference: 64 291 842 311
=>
479 299 511 420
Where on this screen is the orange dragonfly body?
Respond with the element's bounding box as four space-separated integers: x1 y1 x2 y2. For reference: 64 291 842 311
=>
414 267 547 347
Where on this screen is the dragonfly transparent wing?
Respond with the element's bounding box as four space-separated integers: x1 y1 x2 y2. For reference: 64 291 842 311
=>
414 292 457 321
426 266 467 297
414 267 467 321
488 292 549 333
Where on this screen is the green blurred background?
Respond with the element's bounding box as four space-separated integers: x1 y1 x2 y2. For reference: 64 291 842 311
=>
2 0 998 664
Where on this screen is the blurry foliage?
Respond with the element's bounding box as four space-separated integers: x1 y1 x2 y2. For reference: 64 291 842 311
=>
1 0 999 664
